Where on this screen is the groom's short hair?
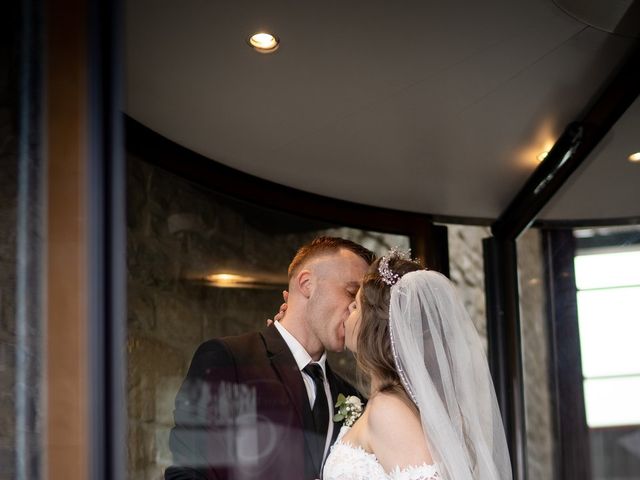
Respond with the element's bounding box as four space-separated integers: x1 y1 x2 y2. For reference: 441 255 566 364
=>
288 236 375 279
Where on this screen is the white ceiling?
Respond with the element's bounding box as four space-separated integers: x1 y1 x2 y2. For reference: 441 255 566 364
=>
125 0 640 224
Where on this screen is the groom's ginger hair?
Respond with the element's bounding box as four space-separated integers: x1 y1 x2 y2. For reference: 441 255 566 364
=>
288 236 375 280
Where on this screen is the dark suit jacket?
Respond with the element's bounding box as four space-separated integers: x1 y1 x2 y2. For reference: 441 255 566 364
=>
165 325 361 480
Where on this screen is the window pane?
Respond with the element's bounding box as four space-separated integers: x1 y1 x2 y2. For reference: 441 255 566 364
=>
126 155 411 478
577 288 640 377
575 251 640 290
584 377 640 428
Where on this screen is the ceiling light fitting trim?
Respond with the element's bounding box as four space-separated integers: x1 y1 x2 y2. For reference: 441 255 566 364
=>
248 32 280 53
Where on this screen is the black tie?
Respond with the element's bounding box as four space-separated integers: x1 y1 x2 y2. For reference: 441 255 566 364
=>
303 362 330 440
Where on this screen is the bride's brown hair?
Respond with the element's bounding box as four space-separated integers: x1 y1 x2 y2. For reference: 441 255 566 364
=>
356 255 423 401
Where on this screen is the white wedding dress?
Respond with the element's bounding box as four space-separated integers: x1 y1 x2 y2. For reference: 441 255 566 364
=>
325 267 511 480
323 426 441 480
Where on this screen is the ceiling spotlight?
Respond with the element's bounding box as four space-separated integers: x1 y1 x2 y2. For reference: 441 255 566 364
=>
537 151 549 162
248 32 279 53
629 152 640 163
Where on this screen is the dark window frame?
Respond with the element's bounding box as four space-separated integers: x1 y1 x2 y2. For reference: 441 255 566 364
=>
543 229 592 479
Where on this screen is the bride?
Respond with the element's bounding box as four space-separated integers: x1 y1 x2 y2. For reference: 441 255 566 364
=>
322 249 512 480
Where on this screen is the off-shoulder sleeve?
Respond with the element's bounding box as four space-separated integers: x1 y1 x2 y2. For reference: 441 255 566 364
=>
388 463 441 480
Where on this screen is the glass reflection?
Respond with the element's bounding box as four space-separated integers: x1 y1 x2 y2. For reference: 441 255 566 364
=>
126 154 409 478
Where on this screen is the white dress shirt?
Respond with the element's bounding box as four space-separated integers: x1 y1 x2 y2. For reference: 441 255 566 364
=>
274 321 335 463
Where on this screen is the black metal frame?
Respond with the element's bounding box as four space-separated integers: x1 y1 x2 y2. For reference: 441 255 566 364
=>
542 229 591 480
87 0 126 478
484 40 640 480
483 237 527 478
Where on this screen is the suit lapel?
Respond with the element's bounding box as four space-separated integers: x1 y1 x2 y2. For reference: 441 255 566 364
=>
262 326 306 420
326 364 345 446
261 326 322 475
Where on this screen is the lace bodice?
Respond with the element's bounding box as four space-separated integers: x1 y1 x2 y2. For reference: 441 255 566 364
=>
323 426 440 480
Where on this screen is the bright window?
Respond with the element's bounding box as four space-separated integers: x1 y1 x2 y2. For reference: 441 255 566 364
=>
575 249 640 428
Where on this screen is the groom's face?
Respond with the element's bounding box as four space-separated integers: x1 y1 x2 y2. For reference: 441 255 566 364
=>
306 249 368 352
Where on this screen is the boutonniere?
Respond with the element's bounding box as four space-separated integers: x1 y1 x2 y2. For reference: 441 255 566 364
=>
333 393 363 427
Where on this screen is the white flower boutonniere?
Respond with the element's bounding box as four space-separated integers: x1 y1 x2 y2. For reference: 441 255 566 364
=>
333 393 363 427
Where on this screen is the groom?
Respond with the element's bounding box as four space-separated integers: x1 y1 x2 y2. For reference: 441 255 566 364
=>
165 236 374 480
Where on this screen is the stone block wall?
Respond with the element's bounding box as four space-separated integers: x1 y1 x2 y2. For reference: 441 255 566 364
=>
447 224 491 349
126 156 408 478
127 156 310 478
518 229 554 480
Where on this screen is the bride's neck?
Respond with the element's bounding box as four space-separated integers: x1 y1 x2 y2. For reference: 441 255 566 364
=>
369 376 384 396
368 376 406 400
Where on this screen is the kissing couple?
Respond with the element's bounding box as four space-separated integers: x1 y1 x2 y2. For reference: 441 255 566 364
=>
165 236 512 479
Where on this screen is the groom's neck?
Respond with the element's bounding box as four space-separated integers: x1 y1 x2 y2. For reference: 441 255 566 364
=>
279 314 324 361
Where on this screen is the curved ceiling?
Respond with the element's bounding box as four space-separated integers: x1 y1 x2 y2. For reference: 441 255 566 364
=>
125 0 640 223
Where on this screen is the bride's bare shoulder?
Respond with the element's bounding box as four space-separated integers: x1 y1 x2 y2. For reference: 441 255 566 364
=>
366 392 421 438
366 392 433 471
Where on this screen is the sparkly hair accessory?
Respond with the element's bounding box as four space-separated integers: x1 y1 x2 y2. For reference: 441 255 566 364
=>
378 246 412 286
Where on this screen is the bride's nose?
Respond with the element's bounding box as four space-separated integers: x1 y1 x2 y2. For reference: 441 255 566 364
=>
348 301 356 313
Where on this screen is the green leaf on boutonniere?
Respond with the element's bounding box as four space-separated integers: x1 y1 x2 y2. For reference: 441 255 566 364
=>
333 393 364 425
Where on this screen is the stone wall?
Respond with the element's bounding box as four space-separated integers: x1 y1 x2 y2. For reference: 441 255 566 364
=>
127 156 311 478
447 224 491 349
0 7 18 478
126 156 408 479
518 229 554 479
448 225 555 479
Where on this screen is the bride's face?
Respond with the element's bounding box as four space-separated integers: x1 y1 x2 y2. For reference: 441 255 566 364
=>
344 288 362 352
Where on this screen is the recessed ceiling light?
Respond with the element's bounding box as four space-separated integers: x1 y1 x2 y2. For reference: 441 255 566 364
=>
629 152 640 163
248 32 279 53
537 151 549 162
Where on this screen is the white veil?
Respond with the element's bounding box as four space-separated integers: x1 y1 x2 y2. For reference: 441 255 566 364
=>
388 270 512 480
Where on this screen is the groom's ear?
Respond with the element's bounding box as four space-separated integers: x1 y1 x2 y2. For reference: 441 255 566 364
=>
296 270 313 299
